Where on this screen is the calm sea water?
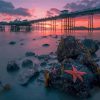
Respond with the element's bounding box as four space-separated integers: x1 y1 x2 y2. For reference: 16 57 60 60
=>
0 30 100 100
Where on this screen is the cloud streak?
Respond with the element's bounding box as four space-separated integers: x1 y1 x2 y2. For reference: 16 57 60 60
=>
46 8 60 17
64 0 100 12
0 0 31 16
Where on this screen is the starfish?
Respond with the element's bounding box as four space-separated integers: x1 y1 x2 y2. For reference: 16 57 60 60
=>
64 66 87 83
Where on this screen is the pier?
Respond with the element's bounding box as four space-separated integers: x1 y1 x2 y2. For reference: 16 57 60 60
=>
0 7 100 32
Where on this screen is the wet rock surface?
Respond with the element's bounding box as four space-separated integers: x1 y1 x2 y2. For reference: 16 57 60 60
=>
7 61 20 72
82 39 99 54
22 59 34 68
46 36 100 98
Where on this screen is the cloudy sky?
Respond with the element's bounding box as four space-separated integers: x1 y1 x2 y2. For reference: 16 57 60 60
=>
0 0 100 27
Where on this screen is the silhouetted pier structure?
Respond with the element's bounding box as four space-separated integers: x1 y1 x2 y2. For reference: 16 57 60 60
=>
0 22 7 32
9 20 32 32
0 8 100 33
30 8 100 33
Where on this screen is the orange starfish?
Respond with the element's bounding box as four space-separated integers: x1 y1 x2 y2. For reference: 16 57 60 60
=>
64 66 87 83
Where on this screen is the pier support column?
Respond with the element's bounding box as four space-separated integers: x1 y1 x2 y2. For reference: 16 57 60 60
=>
38 22 39 30
44 21 46 30
88 14 94 32
53 20 54 31
68 16 70 33
43 22 44 31
63 18 68 36
71 17 75 33
50 20 52 31
61 19 63 32
54 19 56 31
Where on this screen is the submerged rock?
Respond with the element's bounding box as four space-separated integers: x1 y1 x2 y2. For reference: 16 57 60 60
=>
42 44 50 47
41 36 47 38
33 38 36 40
51 35 58 38
25 52 35 57
20 43 24 45
3 84 11 90
7 61 20 72
22 59 34 68
9 41 16 45
18 68 39 85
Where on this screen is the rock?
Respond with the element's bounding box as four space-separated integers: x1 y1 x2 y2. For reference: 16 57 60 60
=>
57 36 99 74
3 84 11 90
82 39 99 54
57 36 82 62
20 39 24 41
7 61 20 72
9 41 16 45
18 68 39 85
42 44 50 47
47 36 100 98
33 38 36 40
40 62 47 67
51 35 58 38
38 55 49 60
20 43 24 45
22 59 34 68
25 52 35 57
47 61 95 98
41 36 47 38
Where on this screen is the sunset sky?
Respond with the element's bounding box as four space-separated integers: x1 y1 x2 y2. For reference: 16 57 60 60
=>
0 0 100 27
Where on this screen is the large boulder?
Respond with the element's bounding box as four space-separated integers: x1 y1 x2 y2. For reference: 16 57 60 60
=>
82 39 99 54
57 36 82 62
48 36 100 98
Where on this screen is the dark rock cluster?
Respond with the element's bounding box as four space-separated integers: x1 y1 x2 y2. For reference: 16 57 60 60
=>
46 36 100 98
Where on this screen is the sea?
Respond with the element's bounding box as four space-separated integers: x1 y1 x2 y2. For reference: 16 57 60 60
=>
0 30 100 100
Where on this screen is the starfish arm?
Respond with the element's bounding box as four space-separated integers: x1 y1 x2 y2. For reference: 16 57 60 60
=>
72 66 78 72
77 74 84 82
73 74 77 83
78 71 87 75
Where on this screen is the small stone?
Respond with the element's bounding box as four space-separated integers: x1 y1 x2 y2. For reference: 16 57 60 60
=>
42 36 47 38
9 41 16 45
33 38 36 40
25 52 35 57
20 43 24 45
22 59 34 68
42 44 50 47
